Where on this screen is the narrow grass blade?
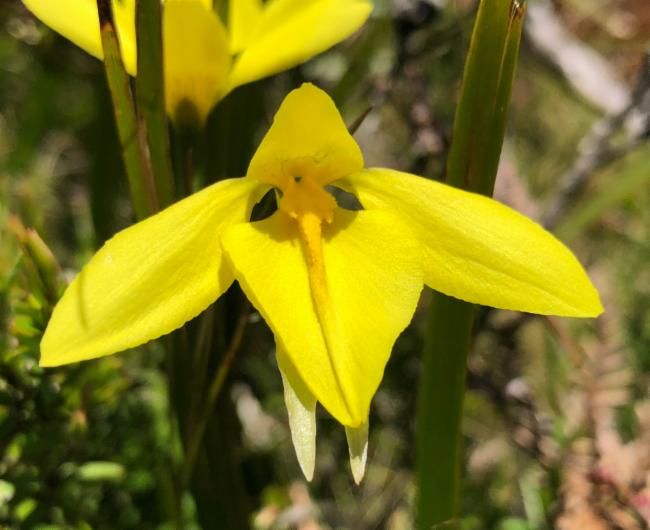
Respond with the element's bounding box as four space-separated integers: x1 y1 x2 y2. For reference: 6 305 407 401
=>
557 145 650 240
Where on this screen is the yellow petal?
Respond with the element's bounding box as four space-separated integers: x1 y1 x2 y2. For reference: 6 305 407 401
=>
163 0 231 125
41 178 266 367
112 0 137 74
226 0 372 92
228 0 264 54
345 422 368 485
278 348 317 481
22 0 137 75
222 209 423 427
347 168 603 317
247 83 363 190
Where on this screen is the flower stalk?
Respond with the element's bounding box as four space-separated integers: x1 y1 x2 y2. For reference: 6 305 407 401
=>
135 0 175 208
180 307 249 490
416 0 527 528
96 0 158 219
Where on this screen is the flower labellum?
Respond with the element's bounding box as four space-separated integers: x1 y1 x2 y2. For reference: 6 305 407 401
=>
40 84 602 482
21 0 373 126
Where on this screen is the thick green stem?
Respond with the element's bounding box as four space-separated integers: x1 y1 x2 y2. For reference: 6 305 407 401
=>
165 89 259 529
135 0 176 208
167 302 251 530
416 1 526 528
97 0 158 219
417 298 475 528
180 309 248 489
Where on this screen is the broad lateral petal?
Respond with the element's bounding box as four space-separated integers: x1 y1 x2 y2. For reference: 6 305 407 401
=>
222 209 423 427
163 0 231 124
278 348 317 481
345 421 369 485
247 83 364 189
347 168 603 317
225 0 372 93
40 178 267 367
22 0 137 75
228 0 264 54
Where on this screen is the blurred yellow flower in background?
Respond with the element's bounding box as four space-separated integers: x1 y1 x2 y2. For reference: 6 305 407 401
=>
21 0 372 124
39 84 602 483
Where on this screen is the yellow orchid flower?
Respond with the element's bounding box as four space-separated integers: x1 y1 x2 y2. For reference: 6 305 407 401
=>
40 83 602 483
21 0 372 125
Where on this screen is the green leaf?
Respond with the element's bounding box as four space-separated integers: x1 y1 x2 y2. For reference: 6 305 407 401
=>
14 498 37 521
497 518 532 530
0 480 15 504
76 461 126 482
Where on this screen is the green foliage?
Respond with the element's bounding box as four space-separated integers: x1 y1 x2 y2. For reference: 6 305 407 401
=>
0 220 172 528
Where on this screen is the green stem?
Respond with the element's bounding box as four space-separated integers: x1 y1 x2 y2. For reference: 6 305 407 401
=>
172 128 198 197
180 309 248 490
417 298 474 529
97 0 158 219
416 1 526 528
135 0 176 208
166 328 190 528
187 306 216 429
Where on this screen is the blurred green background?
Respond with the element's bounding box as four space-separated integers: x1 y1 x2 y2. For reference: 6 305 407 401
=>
1 0 649 528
